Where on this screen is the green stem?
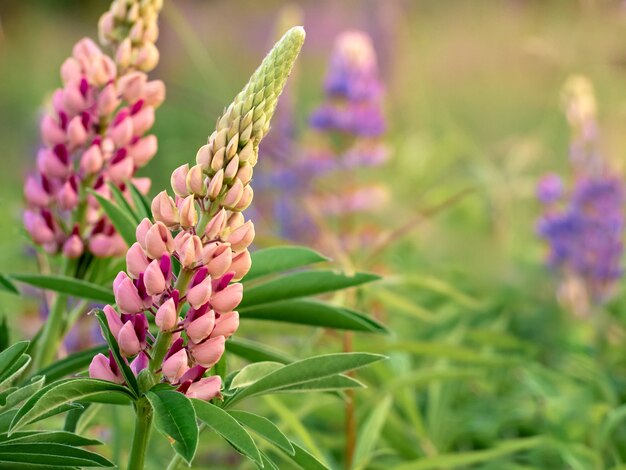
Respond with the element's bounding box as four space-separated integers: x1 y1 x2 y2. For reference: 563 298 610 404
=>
128 397 153 470
149 268 193 372
33 258 76 369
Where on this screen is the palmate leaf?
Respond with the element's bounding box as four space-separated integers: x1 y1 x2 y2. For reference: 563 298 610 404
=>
146 390 198 465
226 353 385 406
230 362 284 390
270 374 363 393
239 299 388 333
239 270 380 309
244 247 328 282
10 274 114 304
192 400 262 467
227 410 295 455
88 190 137 246
10 379 134 433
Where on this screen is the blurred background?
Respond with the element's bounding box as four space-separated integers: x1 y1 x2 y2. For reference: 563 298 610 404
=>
4 0 626 468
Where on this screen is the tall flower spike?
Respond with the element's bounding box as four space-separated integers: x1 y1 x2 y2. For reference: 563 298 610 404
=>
537 75 625 315
90 27 305 400
257 30 389 243
99 0 163 73
23 0 165 259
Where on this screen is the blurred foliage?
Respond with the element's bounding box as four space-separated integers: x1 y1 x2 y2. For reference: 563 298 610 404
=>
4 0 626 468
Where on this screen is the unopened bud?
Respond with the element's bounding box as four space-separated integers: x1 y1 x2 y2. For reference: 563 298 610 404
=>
178 195 198 229
171 164 190 197
204 209 227 240
151 191 179 227
222 179 244 209
224 155 239 182
155 298 177 331
116 38 133 69
186 164 206 197
207 169 224 200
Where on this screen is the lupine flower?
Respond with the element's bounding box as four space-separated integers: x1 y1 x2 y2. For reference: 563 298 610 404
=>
23 0 165 258
310 31 385 137
89 27 305 400
537 76 625 309
255 30 389 244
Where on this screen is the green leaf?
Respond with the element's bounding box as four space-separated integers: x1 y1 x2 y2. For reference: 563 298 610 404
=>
352 395 392 470
0 318 9 353
10 274 114 304
0 376 45 412
107 182 139 224
228 410 294 455
226 338 294 364
0 430 101 446
95 311 139 396
259 451 280 470
0 357 30 393
0 410 17 433
0 342 30 391
0 442 113 467
32 345 107 383
289 442 330 470
230 362 283 389
240 271 380 308
386 341 521 366
240 299 388 333
128 182 152 221
192 399 262 466
392 437 545 470
245 247 328 282
0 276 18 295
272 374 364 393
88 190 137 246
227 353 385 406
146 390 198 464
10 379 134 433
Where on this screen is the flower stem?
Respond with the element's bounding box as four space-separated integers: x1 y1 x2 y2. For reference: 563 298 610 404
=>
149 268 193 373
128 397 153 470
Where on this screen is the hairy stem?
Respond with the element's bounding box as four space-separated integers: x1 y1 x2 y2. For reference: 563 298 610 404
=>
127 397 153 470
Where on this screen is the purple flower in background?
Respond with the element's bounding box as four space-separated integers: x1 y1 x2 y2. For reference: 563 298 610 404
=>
310 31 385 137
256 28 390 245
536 173 564 204
537 76 625 309
538 176 624 304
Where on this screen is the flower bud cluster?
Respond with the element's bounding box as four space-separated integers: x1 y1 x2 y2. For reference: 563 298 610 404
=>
98 0 163 73
24 4 165 259
89 27 305 399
